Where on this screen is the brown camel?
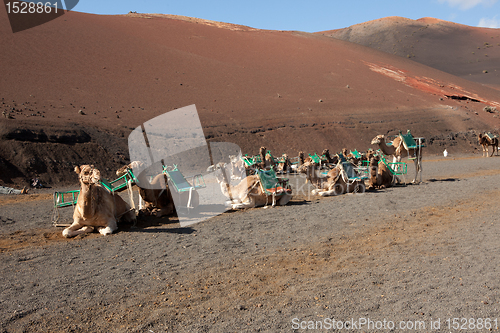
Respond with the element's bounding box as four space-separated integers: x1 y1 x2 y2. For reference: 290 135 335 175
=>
365 149 375 161
214 164 292 209
321 149 338 165
367 156 399 190
298 161 365 196
257 147 275 170
371 134 423 183
62 165 136 238
298 151 313 166
478 133 499 157
276 154 292 174
116 162 175 217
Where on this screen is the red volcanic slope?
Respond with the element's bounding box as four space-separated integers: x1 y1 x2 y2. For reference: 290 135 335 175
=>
1 12 500 184
318 17 500 89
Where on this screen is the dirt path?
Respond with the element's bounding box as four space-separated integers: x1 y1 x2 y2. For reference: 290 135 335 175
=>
0 154 499 332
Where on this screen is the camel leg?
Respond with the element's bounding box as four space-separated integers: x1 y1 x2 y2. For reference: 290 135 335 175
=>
319 182 345 196
62 220 95 238
311 188 322 196
232 195 255 209
97 217 117 236
411 157 421 184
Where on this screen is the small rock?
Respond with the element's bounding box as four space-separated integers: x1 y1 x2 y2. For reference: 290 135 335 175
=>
78 110 85 115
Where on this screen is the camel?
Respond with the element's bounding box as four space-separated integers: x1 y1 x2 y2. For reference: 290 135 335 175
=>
298 151 314 166
341 148 365 166
478 133 499 157
62 165 136 238
276 154 292 174
116 162 175 217
367 155 399 190
321 149 338 165
214 164 292 209
365 149 375 162
298 161 365 196
256 147 275 170
371 133 423 183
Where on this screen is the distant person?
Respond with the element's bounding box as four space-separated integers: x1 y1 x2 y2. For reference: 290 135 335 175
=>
443 149 448 157
0 185 28 195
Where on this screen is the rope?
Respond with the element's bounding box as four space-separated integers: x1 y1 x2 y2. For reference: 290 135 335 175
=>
187 187 194 209
127 179 136 214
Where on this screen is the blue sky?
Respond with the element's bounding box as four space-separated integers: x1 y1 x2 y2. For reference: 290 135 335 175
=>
69 0 499 32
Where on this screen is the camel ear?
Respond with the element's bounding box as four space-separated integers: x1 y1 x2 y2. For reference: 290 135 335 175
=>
74 166 81 174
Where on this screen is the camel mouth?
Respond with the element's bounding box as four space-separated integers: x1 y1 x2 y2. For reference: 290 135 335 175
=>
80 177 97 185
78 166 100 185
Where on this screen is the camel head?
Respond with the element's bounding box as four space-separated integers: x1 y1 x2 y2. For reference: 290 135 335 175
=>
116 160 144 177
116 161 144 177
259 146 266 156
371 135 385 145
75 165 100 185
229 155 238 163
478 133 485 144
298 151 305 164
365 149 375 160
214 163 230 184
369 155 380 167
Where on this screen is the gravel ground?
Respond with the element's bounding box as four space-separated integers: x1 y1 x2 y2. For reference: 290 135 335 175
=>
0 154 499 332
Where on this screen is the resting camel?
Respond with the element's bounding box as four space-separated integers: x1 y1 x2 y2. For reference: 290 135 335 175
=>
214 164 292 209
62 165 136 238
321 149 338 165
367 155 399 190
298 161 365 196
298 151 314 166
371 134 423 183
257 146 276 170
276 154 292 174
116 162 176 217
478 133 498 157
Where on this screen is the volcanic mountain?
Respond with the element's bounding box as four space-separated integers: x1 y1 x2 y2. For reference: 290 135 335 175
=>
1 11 499 185
318 17 500 89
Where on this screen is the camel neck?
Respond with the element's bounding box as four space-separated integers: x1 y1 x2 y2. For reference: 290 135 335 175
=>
80 182 97 218
379 141 395 155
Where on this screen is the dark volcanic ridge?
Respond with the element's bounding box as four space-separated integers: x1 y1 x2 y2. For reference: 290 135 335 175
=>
1 12 500 186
